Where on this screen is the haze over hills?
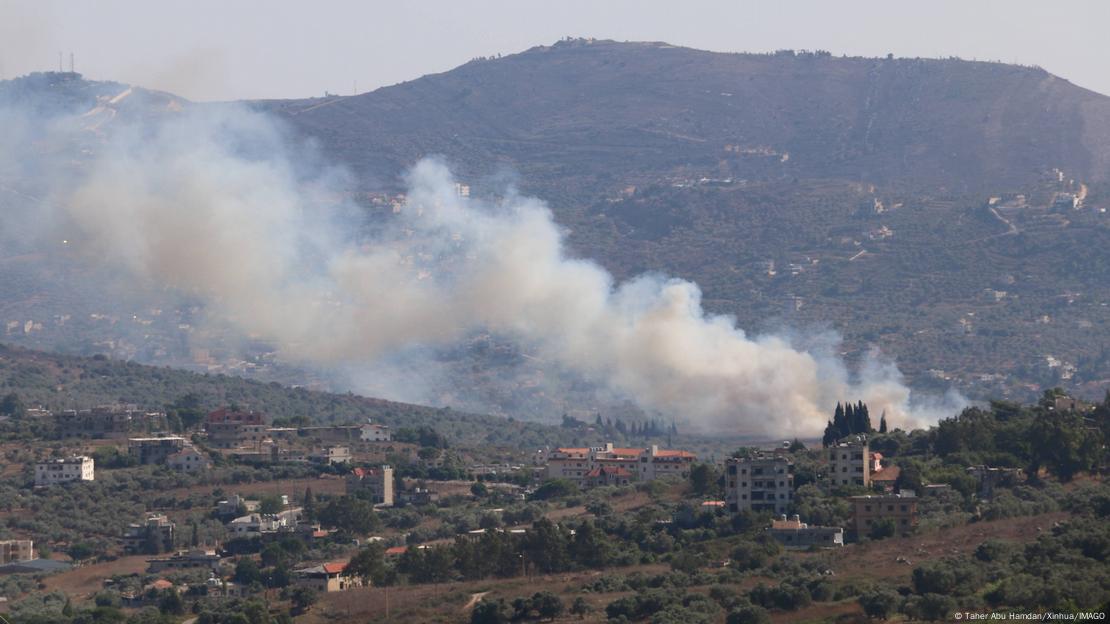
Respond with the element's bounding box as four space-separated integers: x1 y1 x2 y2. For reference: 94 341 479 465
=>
1 39 1108 427
263 39 1110 402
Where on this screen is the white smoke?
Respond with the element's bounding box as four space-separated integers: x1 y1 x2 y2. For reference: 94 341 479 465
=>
5 97 964 436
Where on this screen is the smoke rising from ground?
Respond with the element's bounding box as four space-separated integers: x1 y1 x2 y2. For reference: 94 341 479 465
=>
2 94 963 436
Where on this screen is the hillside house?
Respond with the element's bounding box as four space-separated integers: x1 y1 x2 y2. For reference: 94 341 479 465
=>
128 436 187 464
167 445 211 472
360 420 392 442
849 493 918 538
768 515 843 549
546 443 696 487
0 540 34 564
147 549 222 573
55 405 168 438
35 456 94 486
828 437 871 487
205 408 269 449
122 514 175 553
725 454 794 514
294 561 363 592
346 465 394 506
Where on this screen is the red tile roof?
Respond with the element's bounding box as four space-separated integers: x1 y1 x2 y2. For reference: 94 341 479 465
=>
385 546 407 556
322 562 347 575
654 449 696 458
871 465 901 482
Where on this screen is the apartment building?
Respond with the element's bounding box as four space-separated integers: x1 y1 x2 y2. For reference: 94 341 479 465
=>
0 540 34 564
55 404 168 438
128 436 187 464
205 408 269 449
546 443 696 487
122 514 176 553
346 465 394 506
828 437 871 487
725 454 794 514
34 456 94 486
849 493 918 538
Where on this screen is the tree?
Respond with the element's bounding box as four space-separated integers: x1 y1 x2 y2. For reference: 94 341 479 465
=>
690 463 716 496
832 403 847 439
158 590 185 616
471 598 512 624
858 587 898 619
531 591 564 620
259 494 284 515
822 421 837 448
570 596 592 618
868 517 896 540
303 487 316 520
346 542 387 585
234 558 262 585
0 392 26 418
726 602 771 624
789 438 806 452
879 412 888 434
290 586 318 615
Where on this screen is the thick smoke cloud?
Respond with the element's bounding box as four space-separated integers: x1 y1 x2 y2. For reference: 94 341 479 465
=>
3 94 964 436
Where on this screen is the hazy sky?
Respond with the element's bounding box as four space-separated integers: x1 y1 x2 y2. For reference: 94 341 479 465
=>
3 0 1108 102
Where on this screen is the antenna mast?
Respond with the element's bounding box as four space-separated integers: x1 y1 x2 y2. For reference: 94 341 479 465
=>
69 52 74 73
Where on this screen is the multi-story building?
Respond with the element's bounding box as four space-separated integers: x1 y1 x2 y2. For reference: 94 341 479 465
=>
34 456 94 486
216 494 260 519
638 445 697 481
128 436 188 464
360 420 392 442
849 493 918 538
546 443 696 487
725 454 793 514
346 465 394 506
227 509 302 536
0 540 34 564
55 405 168 438
828 437 871 487
122 514 176 553
205 408 269 449
768 515 843 549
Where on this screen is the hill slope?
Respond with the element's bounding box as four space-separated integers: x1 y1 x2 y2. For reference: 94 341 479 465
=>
257 40 1110 401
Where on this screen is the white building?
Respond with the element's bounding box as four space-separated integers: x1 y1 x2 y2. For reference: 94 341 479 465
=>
828 437 870 487
725 454 793 515
167 446 211 472
546 443 696 486
360 420 391 442
35 456 94 486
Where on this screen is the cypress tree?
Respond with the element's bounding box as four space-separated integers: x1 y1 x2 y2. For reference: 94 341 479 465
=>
879 411 888 434
832 403 847 440
822 421 837 448
844 403 857 435
858 401 872 433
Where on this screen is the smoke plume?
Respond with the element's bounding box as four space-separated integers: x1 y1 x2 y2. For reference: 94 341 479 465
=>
1 90 963 436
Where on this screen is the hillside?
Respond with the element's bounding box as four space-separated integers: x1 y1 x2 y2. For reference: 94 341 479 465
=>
0 343 565 449
257 40 1110 402
1 41 1108 416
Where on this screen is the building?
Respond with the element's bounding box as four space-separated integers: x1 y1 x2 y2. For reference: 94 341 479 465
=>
360 420 392 442
216 494 260 519
310 446 351 465
205 408 269 449
828 437 870 487
0 540 34 564
293 561 364 592
546 443 696 487
227 509 302 536
122 514 176 553
55 405 168 438
346 465 394 506
147 549 222 573
167 445 211 472
725 454 793 514
128 436 187 465
870 465 901 493
35 456 94 486
967 466 1024 500
638 445 697 481
585 465 633 487
768 515 843 549
849 493 918 538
